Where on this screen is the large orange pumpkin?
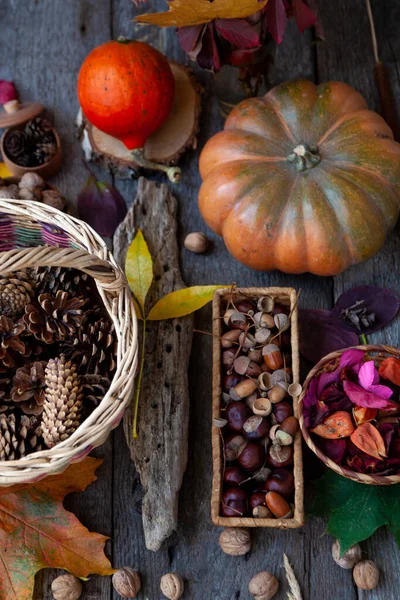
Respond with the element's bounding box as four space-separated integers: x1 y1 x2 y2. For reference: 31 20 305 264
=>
199 80 400 275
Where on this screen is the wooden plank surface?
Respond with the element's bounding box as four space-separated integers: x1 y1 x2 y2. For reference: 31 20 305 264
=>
1 0 400 598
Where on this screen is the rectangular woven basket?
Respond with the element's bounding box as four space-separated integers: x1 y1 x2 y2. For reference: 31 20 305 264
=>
0 198 138 486
211 287 304 528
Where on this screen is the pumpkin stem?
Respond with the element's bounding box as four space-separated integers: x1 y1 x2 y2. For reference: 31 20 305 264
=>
130 148 181 183
287 144 321 172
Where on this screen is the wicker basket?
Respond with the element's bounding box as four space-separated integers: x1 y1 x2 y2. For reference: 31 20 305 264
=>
211 287 304 528
299 344 400 485
0 198 138 485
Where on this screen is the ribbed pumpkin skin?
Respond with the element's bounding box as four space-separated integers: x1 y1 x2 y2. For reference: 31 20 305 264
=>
199 80 400 275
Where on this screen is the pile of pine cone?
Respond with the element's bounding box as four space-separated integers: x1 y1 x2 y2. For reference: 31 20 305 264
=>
0 266 117 460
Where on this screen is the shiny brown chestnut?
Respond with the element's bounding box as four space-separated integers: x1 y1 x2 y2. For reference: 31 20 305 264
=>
267 444 294 468
221 487 248 517
224 466 247 487
264 468 294 497
224 434 247 461
236 299 256 314
249 492 267 510
280 416 299 438
242 415 270 441
273 401 294 424
226 401 252 432
238 442 266 472
222 373 243 393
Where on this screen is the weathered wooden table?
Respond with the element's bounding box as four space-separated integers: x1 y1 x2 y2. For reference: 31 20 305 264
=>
2 0 400 598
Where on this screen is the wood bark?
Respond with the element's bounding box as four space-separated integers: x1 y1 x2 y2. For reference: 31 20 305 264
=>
113 177 193 551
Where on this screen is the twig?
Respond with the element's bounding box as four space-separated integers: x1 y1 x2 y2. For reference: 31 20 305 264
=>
366 0 380 63
283 554 303 600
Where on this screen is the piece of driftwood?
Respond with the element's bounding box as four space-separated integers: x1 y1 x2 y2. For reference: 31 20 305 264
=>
113 177 193 551
77 63 202 179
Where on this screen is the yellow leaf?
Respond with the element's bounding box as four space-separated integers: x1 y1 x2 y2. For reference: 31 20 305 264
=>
125 228 153 314
0 163 12 179
136 0 269 27
147 285 224 320
132 295 144 320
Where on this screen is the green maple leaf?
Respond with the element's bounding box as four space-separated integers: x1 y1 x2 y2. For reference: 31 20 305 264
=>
310 470 400 555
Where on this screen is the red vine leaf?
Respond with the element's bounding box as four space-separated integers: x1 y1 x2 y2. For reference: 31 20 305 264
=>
264 0 287 43
215 18 261 48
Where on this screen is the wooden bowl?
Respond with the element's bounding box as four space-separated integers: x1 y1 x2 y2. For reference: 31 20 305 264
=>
298 344 400 485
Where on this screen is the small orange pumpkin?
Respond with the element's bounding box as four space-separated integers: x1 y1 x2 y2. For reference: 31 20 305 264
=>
199 80 400 275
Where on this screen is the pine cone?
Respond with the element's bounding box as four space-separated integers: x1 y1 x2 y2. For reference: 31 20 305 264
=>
0 412 42 460
0 270 35 318
60 319 117 376
42 356 83 448
82 374 110 409
25 116 53 138
34 266 90 297
34 142 57 164
18 414 43 455
0 316 30 369
3 129 27 160
23 291 86 344
0 375 11 401
0 413 17 460
11 361 46 415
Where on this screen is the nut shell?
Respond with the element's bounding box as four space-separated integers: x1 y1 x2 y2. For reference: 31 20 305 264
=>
219 527 251 555
51 574 82 600
19 172 45 189
332 540 361 569
112 567 141 598
160 572 184 599
353 560 379 590
184 231 208 253
248 571 279 600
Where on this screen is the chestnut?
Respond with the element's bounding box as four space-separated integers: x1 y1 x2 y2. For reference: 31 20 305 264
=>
264 468 294 497
267 444 293 468
236 298 255 314
249 492 267 510
221 487 248 517
242 415 270 441
224 466 247 487
238 442 266 472
222 372 243 393
273 401 294 424
226 401 251 432
280 416 299 438
225 434 247 461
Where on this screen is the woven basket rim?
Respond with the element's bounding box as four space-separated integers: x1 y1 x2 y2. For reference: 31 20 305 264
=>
0 198 138 484
299 344 400 486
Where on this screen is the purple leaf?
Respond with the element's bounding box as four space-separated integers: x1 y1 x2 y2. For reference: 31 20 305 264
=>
197 22 222 72
343 380 398 411
77 175 127 237
331 285 400 334
264 0 287 43
215 18 261 49
177 24 205 59
292 0 316 32
299 309 359 364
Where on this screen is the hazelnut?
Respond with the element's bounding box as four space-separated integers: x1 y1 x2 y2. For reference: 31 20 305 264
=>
42 189 66 210
112 567 141 598
332 540 362 569
19 172 45 189
18 186 42 201
249 571 279 600
184 231 209 253
160 572 184 599
219 527 251 555
353 560 379 590
51 574 82 600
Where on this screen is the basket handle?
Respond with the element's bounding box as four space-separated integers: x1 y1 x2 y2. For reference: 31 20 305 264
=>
0 246 122 287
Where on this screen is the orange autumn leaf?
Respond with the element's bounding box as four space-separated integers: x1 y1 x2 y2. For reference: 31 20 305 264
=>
311 411 355 439
0 457 114 600
353 405 378 426
350 423 387 461
379 357 400 386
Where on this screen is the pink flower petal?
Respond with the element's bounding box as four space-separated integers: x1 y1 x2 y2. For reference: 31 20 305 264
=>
343 380 398 411
339 349 365 372
368 384 394 399
358 361 378 389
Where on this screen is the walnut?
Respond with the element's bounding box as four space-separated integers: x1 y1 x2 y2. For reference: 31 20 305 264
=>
18 172 45 189
332 540 362 569
112 567 141 598
353 560 379 590
51 574 82 600
184 232 209 253
160 572 184 599
41 189 66 211
219 527 251 556
249 571 279 600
